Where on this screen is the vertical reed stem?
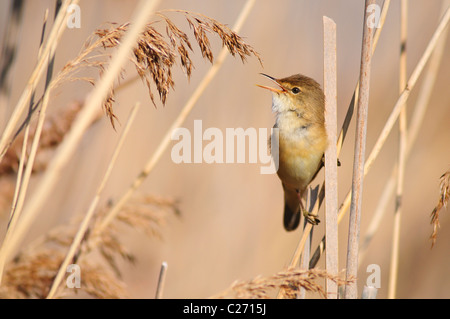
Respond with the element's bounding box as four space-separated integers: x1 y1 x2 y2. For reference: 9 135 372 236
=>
155 261 168 299
323 16 338 299
345 0 375 299
388 0 408 299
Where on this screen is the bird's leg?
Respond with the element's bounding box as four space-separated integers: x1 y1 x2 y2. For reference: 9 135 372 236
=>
297 189 320 225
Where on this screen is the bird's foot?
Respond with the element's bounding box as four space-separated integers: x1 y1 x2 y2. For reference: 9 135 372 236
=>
303 210 320 225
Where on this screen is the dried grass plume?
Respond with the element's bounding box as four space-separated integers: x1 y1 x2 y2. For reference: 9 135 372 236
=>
0 193 178 298
212 268 351 299
430 169 450 248
58 10 262 128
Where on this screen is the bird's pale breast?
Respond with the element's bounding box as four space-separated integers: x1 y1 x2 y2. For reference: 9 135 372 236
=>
274 123 327 191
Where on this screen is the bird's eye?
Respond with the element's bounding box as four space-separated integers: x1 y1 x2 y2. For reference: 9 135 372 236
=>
291 87 301 94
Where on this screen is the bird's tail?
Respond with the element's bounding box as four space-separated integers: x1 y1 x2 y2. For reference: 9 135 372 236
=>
284 203 300 231
283 185 301 231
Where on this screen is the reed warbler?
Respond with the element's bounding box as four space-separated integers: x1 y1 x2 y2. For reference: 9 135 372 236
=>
258 73 328 231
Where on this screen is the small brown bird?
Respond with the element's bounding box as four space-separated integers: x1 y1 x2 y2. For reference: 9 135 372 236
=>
257 73 328 231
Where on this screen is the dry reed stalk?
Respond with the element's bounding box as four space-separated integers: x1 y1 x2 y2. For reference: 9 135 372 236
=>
430 170 450 247
7 1 61 224
213 268 351 299
310 4 450 270
344 0 375 299
298 186 318 299
7 9 49 226
0 0 162 285
286 188 324 268
155 261 168 299
323 16 338 299
0 0 79 160
94 0 257 237
336 0 391 156
9 122 30 222
0 5 61 283
277 187 325 299
388 0 408 299
46 103 140 299
361 285 378 299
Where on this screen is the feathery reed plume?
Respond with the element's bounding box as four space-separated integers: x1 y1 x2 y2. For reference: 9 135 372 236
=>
213 268 351 299
0 215 128 298
0 192 178 298
89 194 178 272
82 194 179 278
176 10 262 64
430 170 450 248
84 193 178 289
57 10 261 127
112 194 180 239
0 251 67 299
77 263 128 299
0 250 128 299
51 24 125 128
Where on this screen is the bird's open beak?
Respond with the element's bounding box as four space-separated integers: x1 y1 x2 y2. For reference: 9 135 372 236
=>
256 73 287 94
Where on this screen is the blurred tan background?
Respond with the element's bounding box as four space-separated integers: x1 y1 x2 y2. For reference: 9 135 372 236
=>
0 0 449 298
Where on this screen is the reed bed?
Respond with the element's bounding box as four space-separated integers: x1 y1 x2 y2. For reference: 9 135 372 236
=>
0 0 448 299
